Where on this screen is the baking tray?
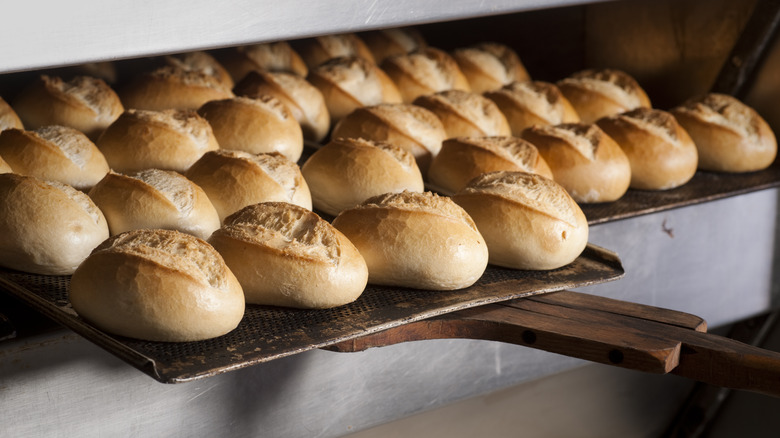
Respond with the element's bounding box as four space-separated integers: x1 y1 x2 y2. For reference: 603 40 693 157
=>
0 244 622 383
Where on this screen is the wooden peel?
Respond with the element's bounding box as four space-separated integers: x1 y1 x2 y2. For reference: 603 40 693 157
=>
328 291 780 397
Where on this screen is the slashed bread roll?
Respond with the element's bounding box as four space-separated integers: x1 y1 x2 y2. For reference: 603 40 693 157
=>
0 97 23 131
197 96 303 162
557 69 651 123
597 108 698 190
522 123 631 203
301 137 424 216
427 136 552 194
485 81 580 135
209 202 368 309
453 171 588 270
120 66 235 111
670 93 777 172
88 169 220 239
413 89 511 138
97 109 219 174
331 103 447 172
216 41 308 82
186 150 312 221
13 75 124 140
294 33 376 68
451 42 531 93
360 27 427 64
332 191 488 290
163 51 235 89
0 173 109 275
234 70 330 142
70 228 245 342
0 156 11 173
381 47 471 103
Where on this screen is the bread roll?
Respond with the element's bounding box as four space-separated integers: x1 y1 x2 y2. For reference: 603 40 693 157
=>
0 173 109 275
186 150 312 221
331 103 447 172
163 51 234 89
451 42 530 93
13 75 124 140
381 47 470 103
670 93 777 172
234 70 330 142
360 27 427 64
96 108 219 174
120 66 235 111
0 156 11 173
0 126 109 191
557 69 651 123
197 96 303 162
332 191 488 290
521 123 631 203
307 56 402 124
412 89 511 138
427 136 552 194
596 108 698 190
0 97 23 131
70 228 245 342
453 171 588 270
301 137 424 216
294 33 375 68
88 169 220 239
485 81 580 135
216 41 308 82
209 202 368 308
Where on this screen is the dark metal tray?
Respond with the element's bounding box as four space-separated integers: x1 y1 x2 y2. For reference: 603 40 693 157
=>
0 244 622 383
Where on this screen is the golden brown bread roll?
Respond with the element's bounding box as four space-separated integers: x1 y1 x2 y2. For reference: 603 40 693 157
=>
381 47 471 103
557 69 651 123
0 126 110 191
521 123 631 203
0 97 23 131
120 66 235 111
485 81 580 135
360 27 427 64
294 33 376 68
88 169 220 239
96 109 219 174
216 41 308 82
453 171 588 270
332 191 488 290
331 103 447 172
186 150 312 221
596 108 698 190
13 75 124 140
208 202 368 309
427 136 553 194
197 95 304 162
0 173 109 275
670 93 777 172
301 137 424 216
0 156 11 173
163 51 235 89
234 70 330 142
70 228 245 342
412 89 511 138
451 42 531 93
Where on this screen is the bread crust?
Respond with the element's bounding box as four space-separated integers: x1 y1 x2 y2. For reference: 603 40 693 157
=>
413 89 511 138
0 97 23 132
217 41 308 82
120 66 234 111
557 69 651 123
294 33 376 68
360 28 427 63
451 42 531 93
381 47 471 103
485 81 580 135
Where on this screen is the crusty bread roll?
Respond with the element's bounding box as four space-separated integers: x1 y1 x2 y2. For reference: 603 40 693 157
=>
294 33 376 69
332 191 488 290
301 137 424 216
88 169 220 239
453 171 588 270
307 56 402 124
359 27 427 64
557 69 651 124
427 136 553 194
522 123 631 203
597 108 698 190
412 89 511 138
120 66 235 111
0 156 11 173
234 70 330 142
70 228 245 342
197 95 304 162
96 108 219 174
451 42 531 94
216 41 308 82
670 93 777 173
380 47 471 103
209 202 368 309
0 97 23 131
13 75 124 140
485 81 580 135
186 150 312 221
0 126 109 191
0 173 109 275
163 51 234 89
331 103 447 172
